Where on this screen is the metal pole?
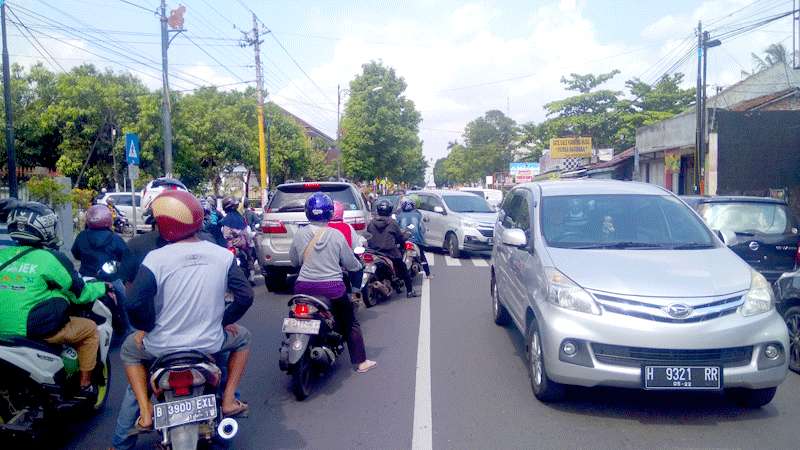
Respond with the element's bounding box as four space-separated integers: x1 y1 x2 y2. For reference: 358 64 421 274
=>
694 21 703 195
160 0 173 176
111 127 119 191
131 171 137 234
266 116 271 191
251 13 268 207
794 0 799 69
1 3 17 198
700 31 709 195
336 84 341 180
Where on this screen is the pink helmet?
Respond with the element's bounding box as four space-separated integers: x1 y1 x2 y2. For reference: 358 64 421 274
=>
332 201 345 222
86 204 113 230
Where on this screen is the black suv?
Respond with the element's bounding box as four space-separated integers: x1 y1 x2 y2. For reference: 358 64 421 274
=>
683 196 800 283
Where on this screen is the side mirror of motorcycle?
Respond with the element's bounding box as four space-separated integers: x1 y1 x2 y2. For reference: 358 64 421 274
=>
354 246 366 256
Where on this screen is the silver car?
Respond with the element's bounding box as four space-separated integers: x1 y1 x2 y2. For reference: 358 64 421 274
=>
256 181 370 291
410 190 496 258
96 192 147 233
491 180 789 407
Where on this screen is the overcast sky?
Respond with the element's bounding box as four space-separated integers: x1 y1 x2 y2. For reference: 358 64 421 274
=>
7 0 797 173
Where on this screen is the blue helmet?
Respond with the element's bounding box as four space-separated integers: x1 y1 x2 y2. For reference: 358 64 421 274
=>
400 197 416 212
305 192 334 222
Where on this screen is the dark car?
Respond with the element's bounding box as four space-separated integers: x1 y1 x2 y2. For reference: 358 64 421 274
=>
683 196 800 283
774 271 800 373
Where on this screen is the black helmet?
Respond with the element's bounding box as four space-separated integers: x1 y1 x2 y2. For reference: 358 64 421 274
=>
142 207 155 226
7 201 60 248
400 197 416 212
375 199 393 217
222 196 238 211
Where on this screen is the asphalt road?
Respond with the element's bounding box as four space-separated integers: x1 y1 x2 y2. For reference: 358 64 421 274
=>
63 251 800 449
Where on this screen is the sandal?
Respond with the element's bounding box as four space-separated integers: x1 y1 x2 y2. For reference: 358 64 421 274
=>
222 399 249 418
126 416 152 436
356 360 377 373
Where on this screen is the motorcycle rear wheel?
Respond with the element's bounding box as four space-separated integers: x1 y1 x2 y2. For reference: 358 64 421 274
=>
292 353 313 401
362 284 377 308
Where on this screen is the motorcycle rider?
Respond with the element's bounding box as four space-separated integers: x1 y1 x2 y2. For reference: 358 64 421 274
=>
0 201 108 397
220 196 256 283
395 198 431 278
367 199 419 298
328 201 360 249
121 190 254 431
290 192 377 374
200 198 227 247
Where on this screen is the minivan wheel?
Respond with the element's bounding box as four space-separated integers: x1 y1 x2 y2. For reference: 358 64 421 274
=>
727 387 777 408
783 306 800 373
526 319 565 402
445 233 461 259
491 276 510 326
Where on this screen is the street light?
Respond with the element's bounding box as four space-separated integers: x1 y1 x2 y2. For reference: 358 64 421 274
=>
336 84 385 179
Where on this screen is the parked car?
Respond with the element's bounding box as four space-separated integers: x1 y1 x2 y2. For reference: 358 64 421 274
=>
140 177 188 211
96 191 148 233
682 196 800 283
774 271 800 373
256 181 371 291
459 187 504 210
408 190 496 258
492 180 789 407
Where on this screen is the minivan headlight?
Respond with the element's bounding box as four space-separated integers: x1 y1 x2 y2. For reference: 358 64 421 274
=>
461 219 479 229
739 269 775 317
545 268 601 315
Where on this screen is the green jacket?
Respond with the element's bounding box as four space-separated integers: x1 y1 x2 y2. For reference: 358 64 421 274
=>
0 246 105 337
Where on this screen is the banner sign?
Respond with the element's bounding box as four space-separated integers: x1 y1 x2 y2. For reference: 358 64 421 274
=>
550 137 592 159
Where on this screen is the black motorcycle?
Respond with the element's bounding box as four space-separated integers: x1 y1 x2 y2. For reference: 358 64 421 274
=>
278 295 344 400
357 248 402 308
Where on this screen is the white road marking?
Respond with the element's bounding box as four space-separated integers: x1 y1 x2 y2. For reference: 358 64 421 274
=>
471 257 489 267
425 252 436 266
412 277 432 450
444 255 462 266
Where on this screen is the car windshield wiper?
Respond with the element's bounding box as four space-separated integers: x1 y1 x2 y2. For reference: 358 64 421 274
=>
569 242 667 249
277 206 305 212
671 242 715 249
734 231 756 236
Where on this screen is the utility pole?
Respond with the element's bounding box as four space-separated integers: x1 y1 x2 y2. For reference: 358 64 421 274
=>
242 13 269 207
1 2 17 198
159 0 173 176
794 0 799 69
111 126 119 191
694 21 703 195
336 84 341 179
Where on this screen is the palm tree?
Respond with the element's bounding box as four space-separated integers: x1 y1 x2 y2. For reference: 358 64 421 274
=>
751 43 789 72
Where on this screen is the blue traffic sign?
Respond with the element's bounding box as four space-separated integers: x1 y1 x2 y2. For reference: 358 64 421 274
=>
125 133 140 165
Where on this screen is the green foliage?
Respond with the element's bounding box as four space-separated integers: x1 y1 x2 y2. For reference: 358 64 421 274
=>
340 61 426 184
751 43 789 72
26 176 70 207
70 188 96 211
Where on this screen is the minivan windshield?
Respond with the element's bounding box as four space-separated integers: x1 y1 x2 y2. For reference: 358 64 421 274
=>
541 194 715 249
698 202 792 235
269 185 360 213
442 195 494 213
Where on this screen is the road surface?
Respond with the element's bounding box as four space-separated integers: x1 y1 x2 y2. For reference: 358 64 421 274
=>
64 252 800 449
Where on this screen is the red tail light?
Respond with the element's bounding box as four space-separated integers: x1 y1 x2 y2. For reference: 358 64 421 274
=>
228 247 237 255
346 217 366 231
405 242 414 251
261 220 287 234
303 183 321 190
167 370 194 396
795 245 800 269
362 253 374 263
294 303 310 317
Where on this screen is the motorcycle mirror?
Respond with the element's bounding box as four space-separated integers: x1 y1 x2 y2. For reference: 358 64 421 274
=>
354 246 366 256
100 261 118 275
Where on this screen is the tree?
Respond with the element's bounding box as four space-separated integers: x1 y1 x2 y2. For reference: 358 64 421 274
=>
751 43 789 72
340 61 425 183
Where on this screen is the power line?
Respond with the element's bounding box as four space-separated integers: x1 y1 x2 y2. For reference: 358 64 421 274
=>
117 0 155 14
181 33 246 82
265 31 336 104
6 5 66 72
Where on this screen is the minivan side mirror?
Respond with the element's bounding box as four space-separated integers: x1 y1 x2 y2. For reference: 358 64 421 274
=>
502 228 527 248
433 206 446 215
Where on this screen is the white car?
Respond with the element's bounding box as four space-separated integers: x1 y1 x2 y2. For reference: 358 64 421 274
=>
140 177 187 211
96 192 148 233
460 187 504 209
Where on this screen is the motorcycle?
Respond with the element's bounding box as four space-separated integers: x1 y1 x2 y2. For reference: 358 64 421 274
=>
357 247 401 308
279 294 345 400
402 224 423 278
148 350 238 449
0 264 115 444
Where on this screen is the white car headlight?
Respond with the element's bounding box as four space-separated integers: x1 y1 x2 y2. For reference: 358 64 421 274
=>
739 269 775 317
545 268 601 315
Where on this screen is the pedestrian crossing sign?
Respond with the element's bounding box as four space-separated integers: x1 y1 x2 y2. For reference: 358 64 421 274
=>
125 132 140 165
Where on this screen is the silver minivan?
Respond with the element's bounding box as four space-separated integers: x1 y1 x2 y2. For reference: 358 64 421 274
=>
491 180 789 407
410 190 496 258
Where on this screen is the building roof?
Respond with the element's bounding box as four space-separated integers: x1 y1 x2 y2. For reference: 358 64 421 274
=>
588 147 634 170
729 88 800 111
269 102 335 144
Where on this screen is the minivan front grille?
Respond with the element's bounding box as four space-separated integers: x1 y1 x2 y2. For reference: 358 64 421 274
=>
591 343 753 368
478 228 494 237
591 292 745 323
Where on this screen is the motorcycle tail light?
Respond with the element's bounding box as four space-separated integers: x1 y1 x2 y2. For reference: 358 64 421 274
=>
293 303 318 317
261 220 287 234
405 242 414 251
163 369 205 396
362 253 374 263
227 247 237 255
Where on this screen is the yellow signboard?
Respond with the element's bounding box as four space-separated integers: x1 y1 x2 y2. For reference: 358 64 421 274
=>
550 137 592 159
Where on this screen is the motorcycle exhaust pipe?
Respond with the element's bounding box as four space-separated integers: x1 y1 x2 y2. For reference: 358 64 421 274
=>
309 347 336 365
218 417 238 440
